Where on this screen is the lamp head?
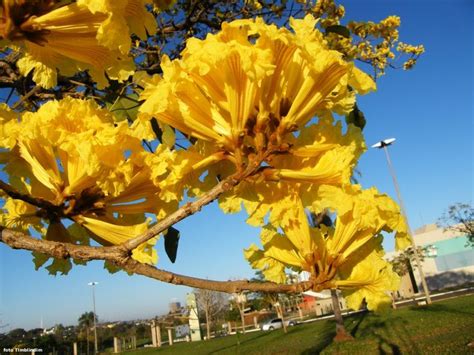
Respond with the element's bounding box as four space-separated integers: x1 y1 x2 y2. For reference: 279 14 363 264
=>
371 138 396 149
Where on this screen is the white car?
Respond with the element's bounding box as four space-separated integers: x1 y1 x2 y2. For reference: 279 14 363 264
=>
261 318 297 331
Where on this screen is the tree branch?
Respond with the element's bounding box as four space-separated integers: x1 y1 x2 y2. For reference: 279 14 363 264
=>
0 227 314 294
12 86 42 109
0 227 126 261
0 179 61 211
122 173 241 251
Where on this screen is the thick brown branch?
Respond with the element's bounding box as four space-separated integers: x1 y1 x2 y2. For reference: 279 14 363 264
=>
119 259 312 294
122 174 241 251
0 227 314 294
0 227 127 261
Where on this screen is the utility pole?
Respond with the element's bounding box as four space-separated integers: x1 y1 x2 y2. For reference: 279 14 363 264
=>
88 282 99 353
372 138 431 304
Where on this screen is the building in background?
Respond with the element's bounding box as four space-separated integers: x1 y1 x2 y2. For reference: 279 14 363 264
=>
169 300 182 314
300 290 347 316
298 272 348 315
186 293 202 342
412 224 474 290
388 223 474 298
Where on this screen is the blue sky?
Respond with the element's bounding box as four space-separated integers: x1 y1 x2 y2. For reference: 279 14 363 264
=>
1 0 473 330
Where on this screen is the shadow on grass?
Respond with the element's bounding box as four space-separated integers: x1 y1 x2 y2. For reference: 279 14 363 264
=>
300 321 337 354
365 320 402 355
348 314 421 354
350 311 367 337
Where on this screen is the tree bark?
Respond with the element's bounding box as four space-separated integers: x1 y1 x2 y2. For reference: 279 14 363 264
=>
0 227 314 294
278 304 287 333
330 289 353 341
86 327 90 355
205 308 210 340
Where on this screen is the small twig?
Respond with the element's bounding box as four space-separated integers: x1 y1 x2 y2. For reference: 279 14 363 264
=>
0 180 61 211
4 87 14 104
12 86 41 109
122 173 242 251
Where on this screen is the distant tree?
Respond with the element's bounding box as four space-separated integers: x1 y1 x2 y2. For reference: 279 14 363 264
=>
135 323 149 340
249 271 279 311
8 328 26 340
249 271 298 333
390 246 428 277
230 292 248 334
438 202 474 246
194 288 228 340
35 334 58 353
78 312 97 355
53 323 65 342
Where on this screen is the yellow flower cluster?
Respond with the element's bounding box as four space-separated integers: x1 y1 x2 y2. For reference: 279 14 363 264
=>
311 0 346 28
300 0 424 77
0 98 176 272
0 0 174 88
139 15 374 205
135 15 409 310
0 8 417 310
245 185 409 310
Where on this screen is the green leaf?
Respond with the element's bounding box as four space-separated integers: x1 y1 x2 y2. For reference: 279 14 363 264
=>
150 117 162 141
32 251 49 270
104 260 122 274
325 25 351 38
107 93 140 122
46 258 72 276
345 104 366 130
164 227 180 263
67 223 91 245
161 124 176 148
73 258 87 266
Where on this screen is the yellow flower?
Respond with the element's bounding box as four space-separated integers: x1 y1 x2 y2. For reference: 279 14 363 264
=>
78 0 157 54
1 198 45 234
0 0 139 88
314 184 411 252
244 185 407 309
0 103 19 149
214 117 365 226
1 98 173 266
75 215 158 264
139 15 373 152
137 15 372 226
336 238 400 311
244 198 325 283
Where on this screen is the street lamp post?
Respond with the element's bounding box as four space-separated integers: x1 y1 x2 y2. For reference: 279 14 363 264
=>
88 282 99 354
372 138 432 304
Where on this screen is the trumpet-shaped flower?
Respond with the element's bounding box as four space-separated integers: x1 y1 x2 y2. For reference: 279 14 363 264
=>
244 185 407 310
0 0 156 87
138 16 372 226
0 98 174 270
214 117 365 227
139 15 374 152
77 0 157 54
336 238 400 311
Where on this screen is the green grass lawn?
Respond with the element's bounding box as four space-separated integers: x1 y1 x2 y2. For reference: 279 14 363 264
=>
119 294 474 355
